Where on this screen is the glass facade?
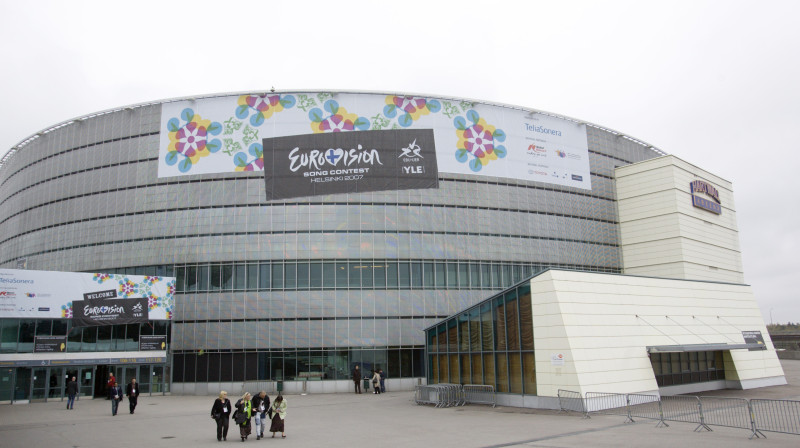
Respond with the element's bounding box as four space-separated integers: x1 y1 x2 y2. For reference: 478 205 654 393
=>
426 283 535 394
0 92 664 392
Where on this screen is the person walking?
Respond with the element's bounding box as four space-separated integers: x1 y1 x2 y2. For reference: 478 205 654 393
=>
379 369 386 393
251 390 270 440
108 381 123 416
106 372 115 400
65 376 78 410
371 369 382 394
352 365 362 394
126 378 140 414
211 390 232 442
268 395 287 438
234 392 253 441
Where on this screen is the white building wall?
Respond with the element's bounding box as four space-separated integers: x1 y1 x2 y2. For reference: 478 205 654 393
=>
616 155 744 283
531 270 785 397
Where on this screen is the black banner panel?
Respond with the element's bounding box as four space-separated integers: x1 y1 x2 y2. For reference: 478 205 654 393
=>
139 335 167 351
34 336 67 353
71 298 149 327
263 129 439 200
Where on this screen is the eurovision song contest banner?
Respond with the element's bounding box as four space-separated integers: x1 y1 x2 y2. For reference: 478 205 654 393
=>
158 92 592 199
0 269 175 320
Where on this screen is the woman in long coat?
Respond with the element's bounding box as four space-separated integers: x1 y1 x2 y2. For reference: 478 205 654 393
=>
235 392 253 441
269 395 287 438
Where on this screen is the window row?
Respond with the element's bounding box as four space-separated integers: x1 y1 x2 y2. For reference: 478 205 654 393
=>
650 351 726 387
172 261 598 293
428 284 534 352
172 348 425 382
0 319 170 354
429 352 536 395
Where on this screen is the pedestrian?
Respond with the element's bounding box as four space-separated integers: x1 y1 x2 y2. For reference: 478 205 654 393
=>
269 395 287 438
106 372 115 400
371 369 381 394
352 364 361 394
65 376 78 410
126 378 140 414
108 381 123 416
234 392 253 441
379 369 386 393
211 390 232 442
251 390 270 440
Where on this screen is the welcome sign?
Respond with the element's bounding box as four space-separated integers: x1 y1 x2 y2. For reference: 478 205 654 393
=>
263 129 438 200
72 298 149 327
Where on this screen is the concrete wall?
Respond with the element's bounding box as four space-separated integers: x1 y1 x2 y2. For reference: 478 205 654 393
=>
616 155 744 283
530 270 785 397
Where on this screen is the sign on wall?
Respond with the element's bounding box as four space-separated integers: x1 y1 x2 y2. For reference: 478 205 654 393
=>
158 92 592 193
690 180 722 214
0 269 174 320
263 129 439 200
71 298 149 327
139 335 167 351
34 336 67 353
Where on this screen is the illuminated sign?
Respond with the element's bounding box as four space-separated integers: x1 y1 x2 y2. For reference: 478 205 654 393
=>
690 180 721 215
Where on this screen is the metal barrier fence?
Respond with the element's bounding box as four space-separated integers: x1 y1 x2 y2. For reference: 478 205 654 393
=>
463 385 496 407
414 384 496 408
751 399 800 436
581 391 800 438
557 389 587 416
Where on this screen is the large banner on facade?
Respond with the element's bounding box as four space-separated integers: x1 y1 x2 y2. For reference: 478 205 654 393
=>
71 298 149 327
263 129 438 200
158 92 592 192
0 269 174 320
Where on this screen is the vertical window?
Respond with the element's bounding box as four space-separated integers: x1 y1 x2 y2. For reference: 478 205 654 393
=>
297 263 310 289
323 263 336 288
247 264 258 290
410 263 422 289
458 264 469 288
309 263 322 289
373 263 386 289
210 265 221 291
258 263 270 290
198 265 209 291
435 263 446 288
398 263 410 289
469 264 480 288
447 263 458 288
335 263 348 288
386 263 398 288
423 263 434 288
348 263 361 288
272 264 284 289
221 265 233 290
361 264 373 288
186 266 198 292
284 263 297 289
233 264 246 290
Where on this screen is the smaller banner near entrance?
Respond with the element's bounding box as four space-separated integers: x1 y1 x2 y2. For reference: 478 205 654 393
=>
34 336 67 353
139 335 167 351
263 129 439 200
0 269 174 320
72 298 149 327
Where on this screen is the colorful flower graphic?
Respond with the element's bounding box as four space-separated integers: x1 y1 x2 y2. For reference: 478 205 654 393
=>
453 110 507 172
92 273 111 284
235 94 296 126
234 143 264 172
308 100 370 133
383 96 441 127
118 278 139 298
143 276 160 286
165 108 222 173
61 302 73 318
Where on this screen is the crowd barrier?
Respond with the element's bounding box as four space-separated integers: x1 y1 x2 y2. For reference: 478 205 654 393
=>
414 384 496 408
577 391 800 438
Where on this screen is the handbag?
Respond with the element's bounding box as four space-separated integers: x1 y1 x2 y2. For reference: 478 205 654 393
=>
233 410 247 426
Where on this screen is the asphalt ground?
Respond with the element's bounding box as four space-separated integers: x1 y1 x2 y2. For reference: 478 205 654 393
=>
1 360 799 448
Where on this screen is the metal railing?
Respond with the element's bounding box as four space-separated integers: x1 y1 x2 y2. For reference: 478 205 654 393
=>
557 389 587 416
414 384 496 408
578 391 800 438
463 385 497 407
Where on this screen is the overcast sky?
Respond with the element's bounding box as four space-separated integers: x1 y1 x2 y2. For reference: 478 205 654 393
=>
2 1 798 324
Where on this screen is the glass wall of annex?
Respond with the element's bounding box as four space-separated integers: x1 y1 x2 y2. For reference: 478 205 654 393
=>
426 282 535 394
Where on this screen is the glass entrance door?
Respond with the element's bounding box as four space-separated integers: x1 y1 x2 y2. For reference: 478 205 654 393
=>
31 367 47 401
138 365 150 394
49 368 64 400
79 367 93 398
14 368 30 402
0 368 13 402
152 366 164 393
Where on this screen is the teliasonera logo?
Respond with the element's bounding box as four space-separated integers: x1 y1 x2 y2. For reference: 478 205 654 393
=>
690 180 722 215
398 139 424 160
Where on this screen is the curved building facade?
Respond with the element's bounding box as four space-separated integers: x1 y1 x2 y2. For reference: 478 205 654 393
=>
0 91 665 396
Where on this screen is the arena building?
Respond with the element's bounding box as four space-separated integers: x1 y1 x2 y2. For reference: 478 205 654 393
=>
0 91 781 403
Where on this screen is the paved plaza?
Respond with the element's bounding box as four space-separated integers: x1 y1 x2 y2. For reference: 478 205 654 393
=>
1 360 799 448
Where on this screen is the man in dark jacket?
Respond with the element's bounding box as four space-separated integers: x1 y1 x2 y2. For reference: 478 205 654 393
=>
352 365 362 394
126 378 140 414
66 376 78 410
251 390 270 439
